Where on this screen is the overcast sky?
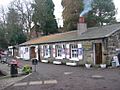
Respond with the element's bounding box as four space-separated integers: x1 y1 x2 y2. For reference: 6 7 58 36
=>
0 0 120 27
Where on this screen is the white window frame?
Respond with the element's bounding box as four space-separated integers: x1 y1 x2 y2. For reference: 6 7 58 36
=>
70 44 79 61
44 45 50 58
55 45 63 59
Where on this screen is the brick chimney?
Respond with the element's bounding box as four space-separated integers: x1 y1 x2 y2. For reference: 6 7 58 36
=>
77 17 87 35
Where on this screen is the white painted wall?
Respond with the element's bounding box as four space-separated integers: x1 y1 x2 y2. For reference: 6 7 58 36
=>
8 46 14 56
19 46 30 60
19 45 39 61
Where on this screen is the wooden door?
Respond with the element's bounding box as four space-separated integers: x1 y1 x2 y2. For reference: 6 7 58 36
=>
30 47 36 59
95 43 102 64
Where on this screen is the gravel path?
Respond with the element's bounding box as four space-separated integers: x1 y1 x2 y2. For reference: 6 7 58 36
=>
3 62 120 90
0 59 32 90
1 59 120 90
0 74 31 90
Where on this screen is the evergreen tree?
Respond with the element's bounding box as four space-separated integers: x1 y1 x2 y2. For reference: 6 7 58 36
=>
62 0 117 31
32 0 58 35
86 0 117 27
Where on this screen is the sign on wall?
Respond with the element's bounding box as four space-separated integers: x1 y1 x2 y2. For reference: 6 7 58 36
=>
83 42 92 51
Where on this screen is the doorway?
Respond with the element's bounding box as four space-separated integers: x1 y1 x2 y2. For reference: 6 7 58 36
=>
30 47 36 59
95 43 102 64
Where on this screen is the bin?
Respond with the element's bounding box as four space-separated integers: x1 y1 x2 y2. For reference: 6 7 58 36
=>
112 61 116 67
10 60 18 77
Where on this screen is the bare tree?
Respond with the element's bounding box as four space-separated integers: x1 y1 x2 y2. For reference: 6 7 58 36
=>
0 6 9 48
10 0 34 40
0 6 7 40
0 6 7 26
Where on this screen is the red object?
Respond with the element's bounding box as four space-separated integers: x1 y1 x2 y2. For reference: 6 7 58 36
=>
10 60 18 64
79 17 85 23
10 59 21 68
0 51 5 55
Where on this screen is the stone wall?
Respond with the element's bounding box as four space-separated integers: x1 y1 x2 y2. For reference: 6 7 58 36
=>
39 29 120 66
106 29 120 64
39 39 103 66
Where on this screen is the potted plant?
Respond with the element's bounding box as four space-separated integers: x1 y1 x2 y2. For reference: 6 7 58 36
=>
22 64 32 74
85 60 91 69
100 61 106 69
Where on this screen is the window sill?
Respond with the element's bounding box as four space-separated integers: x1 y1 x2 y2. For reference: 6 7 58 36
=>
41 60 49 63
66 62 77 66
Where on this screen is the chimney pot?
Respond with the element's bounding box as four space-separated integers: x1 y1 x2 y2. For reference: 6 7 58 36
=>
79 17 85 23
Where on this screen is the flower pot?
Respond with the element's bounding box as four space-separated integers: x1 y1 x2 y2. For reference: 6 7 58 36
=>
41 60 48 63
100 64 106 68
66 62 77 66
85 64 91 69
53 61 62 65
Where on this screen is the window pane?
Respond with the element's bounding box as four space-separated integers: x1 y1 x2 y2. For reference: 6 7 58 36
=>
56 45 62 57
71 44 78 58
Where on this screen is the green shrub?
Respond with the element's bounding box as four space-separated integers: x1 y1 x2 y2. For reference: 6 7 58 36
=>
22 65 32 74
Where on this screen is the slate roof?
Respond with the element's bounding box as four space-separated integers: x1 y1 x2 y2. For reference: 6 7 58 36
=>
20 24 120 46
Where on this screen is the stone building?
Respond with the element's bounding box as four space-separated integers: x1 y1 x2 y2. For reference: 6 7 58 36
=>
19 17 120 66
